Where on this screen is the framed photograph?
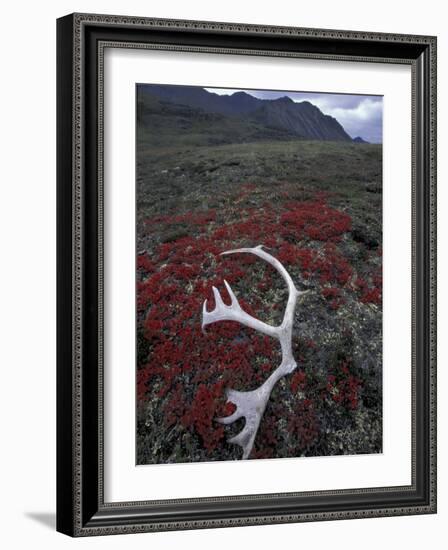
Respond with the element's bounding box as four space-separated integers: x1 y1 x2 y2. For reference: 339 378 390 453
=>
57 13 437 536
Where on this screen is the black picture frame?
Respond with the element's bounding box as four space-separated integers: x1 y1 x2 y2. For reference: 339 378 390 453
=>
57 13 437 536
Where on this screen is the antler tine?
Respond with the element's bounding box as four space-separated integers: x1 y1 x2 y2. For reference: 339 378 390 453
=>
202 278 278 338
228 427 255 460
223 279 238 305
215 408 243 425
218 390 260 459
216 383 275 459
212 286 225 308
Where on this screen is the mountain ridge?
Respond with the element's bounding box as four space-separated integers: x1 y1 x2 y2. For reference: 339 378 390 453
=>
138 85 353 142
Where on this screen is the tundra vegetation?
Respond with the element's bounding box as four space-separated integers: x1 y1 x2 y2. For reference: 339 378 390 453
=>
136 86 382 464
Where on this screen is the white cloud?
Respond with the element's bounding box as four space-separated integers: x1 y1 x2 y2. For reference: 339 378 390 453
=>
308 97 383 142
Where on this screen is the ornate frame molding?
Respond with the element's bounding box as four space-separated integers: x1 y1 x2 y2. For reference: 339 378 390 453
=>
57 13 437 537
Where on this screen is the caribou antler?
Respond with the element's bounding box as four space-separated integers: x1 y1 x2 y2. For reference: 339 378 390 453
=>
202 245 308 459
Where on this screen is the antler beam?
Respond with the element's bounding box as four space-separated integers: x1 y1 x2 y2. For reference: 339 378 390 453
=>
202 245 308 459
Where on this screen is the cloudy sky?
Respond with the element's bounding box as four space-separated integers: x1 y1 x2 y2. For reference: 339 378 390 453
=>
205 88 383 143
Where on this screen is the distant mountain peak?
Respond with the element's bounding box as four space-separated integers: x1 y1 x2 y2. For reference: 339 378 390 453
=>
353 136 369 144
274 95 294 103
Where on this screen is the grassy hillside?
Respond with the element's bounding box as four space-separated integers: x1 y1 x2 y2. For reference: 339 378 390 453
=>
137 95 299 148
136 137 383 465
137 140 382 243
